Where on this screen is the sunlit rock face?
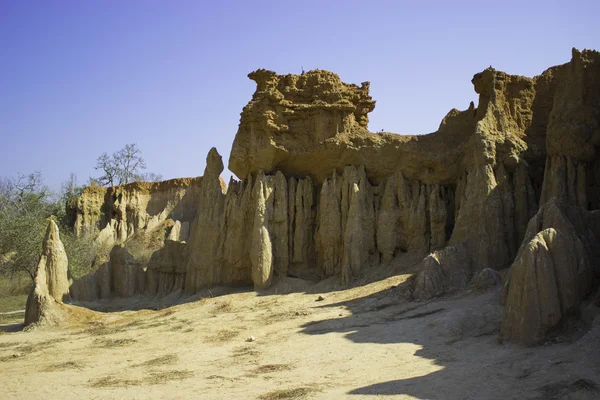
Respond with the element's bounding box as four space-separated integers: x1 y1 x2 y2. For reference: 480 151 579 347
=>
70 49 600 346
25 219 71 326
74 177 203 243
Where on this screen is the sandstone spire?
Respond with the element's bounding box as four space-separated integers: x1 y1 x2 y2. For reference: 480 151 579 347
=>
24 219 71 326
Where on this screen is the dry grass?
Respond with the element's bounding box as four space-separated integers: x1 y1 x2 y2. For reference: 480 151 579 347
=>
144 320 169 329
212 299 234 313
14 344 36 354
43 360 84 372
94 338 137 348
89 319 151 334
146 369 194 385
77 323 122 336
255 298 279 308
232 345 260 358
0 311 25 326
89 368 193 388
0 341 19 349
266 309 312 324
93 315 180 333
207 374 234 380
255 364 293 374
168 317 193 332
205 328 239 343
0 294 28 313
259 387 316 400
155 308 176 318
0 352 25 362
37 338 68 347
5 337 66 358
89 375 141 388
120 319 146 329
137 354 179 367
169 324 187 331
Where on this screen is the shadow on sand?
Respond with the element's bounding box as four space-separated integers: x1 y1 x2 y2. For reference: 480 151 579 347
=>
70 285 254 313
1 321 25 333
297 280 600 400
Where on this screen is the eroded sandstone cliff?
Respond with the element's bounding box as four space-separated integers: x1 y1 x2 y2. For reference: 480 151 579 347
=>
69 48 600 346
74 177 203 243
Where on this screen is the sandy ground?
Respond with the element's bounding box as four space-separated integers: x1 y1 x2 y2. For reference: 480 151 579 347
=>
1 274 600 400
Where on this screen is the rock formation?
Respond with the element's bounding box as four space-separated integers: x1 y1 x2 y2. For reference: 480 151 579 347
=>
540 49 600 209
25 219 71 326
146 240 187 296
229 69 376 183
74 177 203 243
167 220 189 242
184 149 227 292
68 48 600 346
70 244 158 301
500 200 600 345
225 64 551 290
224 48 598 345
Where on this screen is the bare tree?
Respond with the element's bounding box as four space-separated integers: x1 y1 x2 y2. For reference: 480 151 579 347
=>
93 144 158 186
142 172 164 182
0 172 50 218
94 153 118 186
61 173 83 202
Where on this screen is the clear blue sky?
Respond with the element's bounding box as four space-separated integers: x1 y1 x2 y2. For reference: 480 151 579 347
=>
1 0 598 191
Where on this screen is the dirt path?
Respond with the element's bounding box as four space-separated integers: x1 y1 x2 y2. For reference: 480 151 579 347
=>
1 276 599 399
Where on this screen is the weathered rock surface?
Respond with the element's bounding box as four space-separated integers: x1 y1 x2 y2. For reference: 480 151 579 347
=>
228 63 548 187
540 50 600 208
502 229 572 346
147 240 187 296
74 177 203 243
412 245 471 301
25 220 71 326
167 220 189 241
500 199 600 345
492 50 600 345
184 148 227 292
67 49 600 348
250 178 273 289
109 245 143 298
224 49 598 294
229 69 376 183
184 150 316 291
70 245 143 301
471 268 502 292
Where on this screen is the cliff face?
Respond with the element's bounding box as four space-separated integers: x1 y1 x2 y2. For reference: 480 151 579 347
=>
222 53 580 288
70 49 600 346
221 49 599 341
74 177 203 243
540 49 600 209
